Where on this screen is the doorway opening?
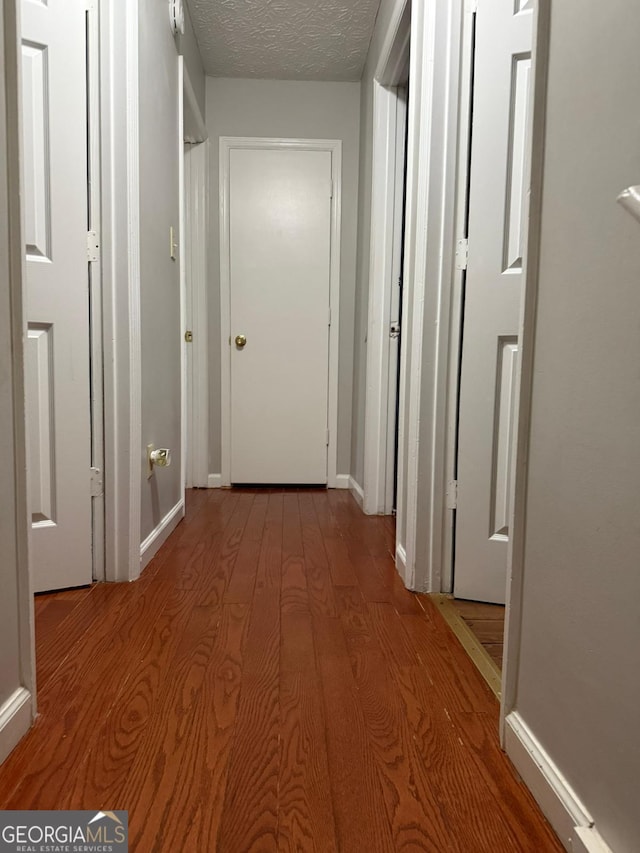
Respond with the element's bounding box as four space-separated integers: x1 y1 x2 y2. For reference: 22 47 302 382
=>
440 0 535 696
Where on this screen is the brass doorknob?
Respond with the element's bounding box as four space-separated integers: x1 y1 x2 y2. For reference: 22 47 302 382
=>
235 334 247 348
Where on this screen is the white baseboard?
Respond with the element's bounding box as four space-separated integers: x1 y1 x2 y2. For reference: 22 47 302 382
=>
140 498 185 570
396 542 406 573
348 475 364 507
332 474 350 490
0 687 33 766
572 827 613 853
207 473 223 488
504 711 605 853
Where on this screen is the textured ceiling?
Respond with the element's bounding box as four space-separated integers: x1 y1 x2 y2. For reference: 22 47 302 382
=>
187 0 382 81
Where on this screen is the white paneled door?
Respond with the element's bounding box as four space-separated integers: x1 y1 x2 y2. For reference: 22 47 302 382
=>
454 0 533 603
229 147 332 484
22 0 92 591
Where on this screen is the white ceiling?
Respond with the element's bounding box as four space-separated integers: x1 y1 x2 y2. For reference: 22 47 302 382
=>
187 0 382 81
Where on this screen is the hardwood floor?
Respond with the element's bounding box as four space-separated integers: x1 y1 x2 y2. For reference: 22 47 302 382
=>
451 599 506 669
0 489 562 852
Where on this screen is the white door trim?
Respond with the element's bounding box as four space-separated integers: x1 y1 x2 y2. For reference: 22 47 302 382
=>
219 136 342 488
99 0 142 581
363 0 410 517
395 0 464 590
179 56 186 496
87 0 105 581
184 141 209 488
363 83 396 514
1 0 36 742
363 84 407 516
182 62 209 490
440 1 476 594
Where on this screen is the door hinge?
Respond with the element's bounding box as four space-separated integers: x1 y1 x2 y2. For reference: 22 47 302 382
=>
90 467 103 498
465 0 478 13
390 321 400 339
455 238 469 271
446 479 458 510
185 330 193 343
329 180 334 199
328 306 332 326
87 230 100 263
326 429 330 446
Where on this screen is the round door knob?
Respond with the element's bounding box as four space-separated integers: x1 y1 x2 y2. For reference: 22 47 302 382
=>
235 334 247 348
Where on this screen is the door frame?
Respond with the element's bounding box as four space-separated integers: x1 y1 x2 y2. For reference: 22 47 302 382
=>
99 0 142 581
389 0 467 590
0 0 37 757
362 0 410 517
387 0 547 742
87 0 105 581
440 0 476 594
218 136 342 488
182 65 209 489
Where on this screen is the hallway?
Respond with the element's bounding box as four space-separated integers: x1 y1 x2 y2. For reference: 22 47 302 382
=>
0 489 561 851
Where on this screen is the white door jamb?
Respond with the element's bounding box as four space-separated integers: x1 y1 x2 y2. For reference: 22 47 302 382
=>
396 0 463 590
184 141 209 487
182 63 208 489
1 0 36 744
179 57 186 494
99 0 142 582
362 1 410 517
87 0 105 581
440 0 477 593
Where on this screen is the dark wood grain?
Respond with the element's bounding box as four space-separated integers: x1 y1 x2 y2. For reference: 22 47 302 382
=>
181 602 250 852
314 614 396 852
217 585 280 852
278 611 336 852
298 492 338 617
119 603 220 852
224 492 268 602
255 492 283 592
0 488 563 853
281 493 309 614
337 585 455 852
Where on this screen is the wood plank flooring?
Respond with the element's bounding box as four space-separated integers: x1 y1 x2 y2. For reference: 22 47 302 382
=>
0 488 562 852
451 599 506 668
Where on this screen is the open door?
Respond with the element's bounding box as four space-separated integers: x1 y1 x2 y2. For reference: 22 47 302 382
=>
454 0 533 604
22 0 92 591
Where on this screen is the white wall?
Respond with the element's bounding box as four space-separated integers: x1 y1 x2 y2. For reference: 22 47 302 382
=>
138 1 182 542
511 1 640 850
0 0 34 762
179 1 205 118
205 77 360 478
